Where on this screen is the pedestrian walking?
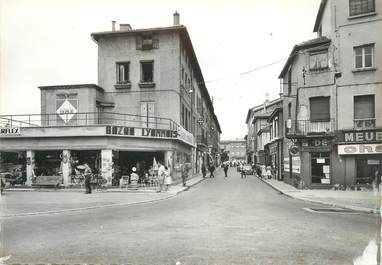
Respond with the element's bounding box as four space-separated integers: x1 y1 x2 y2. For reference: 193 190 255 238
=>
201 162 207 178
224 162 229 177
130 167 139 189
266 166 272 179
181 161 188 187
209 163 215 178
157 162 166 192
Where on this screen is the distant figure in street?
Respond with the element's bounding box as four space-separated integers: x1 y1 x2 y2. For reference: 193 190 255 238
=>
261 165 267 179
209 164 215 178
181 161 188 187
82 163 92 194
201 163 207 178
157 162 166 192
224 163 229 177
240 164 246 179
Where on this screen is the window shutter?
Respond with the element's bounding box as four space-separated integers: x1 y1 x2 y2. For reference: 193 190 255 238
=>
310 97 330 121
136 36 142 50
354 95 375 119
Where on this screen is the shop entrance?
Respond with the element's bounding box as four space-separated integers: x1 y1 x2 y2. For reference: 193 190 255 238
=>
356 156 382 185
71 150 101 174
114 151 164 186
34 150 61 176
311 152 331 184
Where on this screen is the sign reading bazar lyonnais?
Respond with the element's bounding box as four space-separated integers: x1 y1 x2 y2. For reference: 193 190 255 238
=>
106 126 178 138
338 144 382 155
343 130 382 142
0 127 20 136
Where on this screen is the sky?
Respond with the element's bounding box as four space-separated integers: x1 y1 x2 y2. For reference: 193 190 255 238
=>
0 0 321 140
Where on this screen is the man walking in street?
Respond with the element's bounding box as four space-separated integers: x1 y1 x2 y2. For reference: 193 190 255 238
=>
240 163 246 179
224 162 229 177
201 162 207 178
157 161 166 192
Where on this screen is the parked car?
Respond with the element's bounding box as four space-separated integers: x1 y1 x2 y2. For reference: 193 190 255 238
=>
242 164 254 175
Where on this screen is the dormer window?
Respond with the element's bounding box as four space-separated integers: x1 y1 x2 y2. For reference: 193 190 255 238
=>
349 0 375 16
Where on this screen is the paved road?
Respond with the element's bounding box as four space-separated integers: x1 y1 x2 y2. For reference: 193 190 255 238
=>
1 169 378 265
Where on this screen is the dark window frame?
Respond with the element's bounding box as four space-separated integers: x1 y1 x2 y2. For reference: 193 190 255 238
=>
310 96 330 122
140 60 154 83
349 0 375 16
116 61 130 84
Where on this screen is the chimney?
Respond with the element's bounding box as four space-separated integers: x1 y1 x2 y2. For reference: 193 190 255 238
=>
112 21 116 31
120 24 132 31
263 93 270 111
173 11 180 26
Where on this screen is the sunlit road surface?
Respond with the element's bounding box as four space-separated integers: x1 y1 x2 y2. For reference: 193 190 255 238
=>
1 169 378 265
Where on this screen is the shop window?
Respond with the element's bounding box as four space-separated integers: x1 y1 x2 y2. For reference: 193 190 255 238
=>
356 158 381 184
354 95 375 129
310 96 330 122
309 51 328 71
349 0 375 16
311 152 331 184
354 44 374 69
116 62 130 84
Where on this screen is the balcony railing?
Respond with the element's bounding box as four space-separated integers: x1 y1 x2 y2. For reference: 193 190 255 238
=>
196 135 208 146
285 119 335 137
354 118 376 130
0 112 179 131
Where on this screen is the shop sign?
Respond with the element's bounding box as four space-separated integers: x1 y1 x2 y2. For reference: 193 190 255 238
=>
106 126 178 138
342 130 382 143
56 99 78 123
302 138 330 147
0 127 20 136
338 144 382 155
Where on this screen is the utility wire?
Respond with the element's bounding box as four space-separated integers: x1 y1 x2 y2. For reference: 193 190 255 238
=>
202 41 331 84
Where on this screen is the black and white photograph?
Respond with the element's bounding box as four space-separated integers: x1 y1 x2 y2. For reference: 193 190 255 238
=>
0 0 381 264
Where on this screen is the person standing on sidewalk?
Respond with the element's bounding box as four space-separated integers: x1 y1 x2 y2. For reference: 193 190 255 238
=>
224 162 229 177
157 162 166 192
83 163 92 194
201 162 207 178
181 161 188 187
209 163 215 178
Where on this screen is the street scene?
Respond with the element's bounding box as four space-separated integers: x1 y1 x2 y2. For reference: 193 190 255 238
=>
0 0 381 264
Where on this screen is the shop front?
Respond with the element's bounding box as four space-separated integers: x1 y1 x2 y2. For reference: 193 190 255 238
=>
265 139 283 180
337 129 382 187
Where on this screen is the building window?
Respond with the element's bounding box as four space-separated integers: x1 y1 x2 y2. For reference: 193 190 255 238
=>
136 34 159 50
349 0 375 16
288 103 292 119
116 62 130 84
310 96 330 121
140 61 154 83
354 95 375 129
309 51 328 71
354 44 374 69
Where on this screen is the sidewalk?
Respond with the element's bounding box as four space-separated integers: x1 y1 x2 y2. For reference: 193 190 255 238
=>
259 177 380 214
0 175 206 218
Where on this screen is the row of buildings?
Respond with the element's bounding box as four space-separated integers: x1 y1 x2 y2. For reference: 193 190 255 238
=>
0 13 221 187
245 0 381 188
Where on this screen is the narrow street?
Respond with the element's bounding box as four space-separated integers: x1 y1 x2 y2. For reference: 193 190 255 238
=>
1 169 378 265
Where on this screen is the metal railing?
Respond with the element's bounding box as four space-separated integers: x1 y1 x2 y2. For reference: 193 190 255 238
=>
0 112 179 131
285 119 335 136
353 118 376 130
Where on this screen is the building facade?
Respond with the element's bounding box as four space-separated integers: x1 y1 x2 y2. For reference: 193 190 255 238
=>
245 98 283 171
279 0 381 188
220 140 246 162
0 13 221 187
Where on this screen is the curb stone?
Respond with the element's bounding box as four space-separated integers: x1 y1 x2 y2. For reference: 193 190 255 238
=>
0 176 206 218
257 175 380 214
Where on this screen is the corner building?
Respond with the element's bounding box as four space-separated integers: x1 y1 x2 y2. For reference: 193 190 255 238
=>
0 13 221 187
